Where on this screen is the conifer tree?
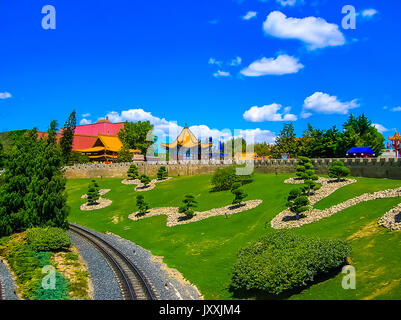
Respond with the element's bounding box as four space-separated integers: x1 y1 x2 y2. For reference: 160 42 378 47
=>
87 180 100 206
178 194 198 218
127 164 139 180
60 110 76 165
136 195 149 215
0 123 69 236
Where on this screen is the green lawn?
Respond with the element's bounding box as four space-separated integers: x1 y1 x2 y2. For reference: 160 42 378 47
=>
66 173 401 300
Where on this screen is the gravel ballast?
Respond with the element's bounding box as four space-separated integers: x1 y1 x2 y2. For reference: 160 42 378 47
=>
68 231 122 300
71 225 203 300
0 259 19 300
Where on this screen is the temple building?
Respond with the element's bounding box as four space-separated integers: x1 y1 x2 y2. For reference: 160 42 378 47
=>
161 125 212 160
389 132 401 158
76 134 140 162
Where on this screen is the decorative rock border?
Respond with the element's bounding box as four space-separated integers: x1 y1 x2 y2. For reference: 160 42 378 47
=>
80 197 113 211
379 204 401 231
121 177 172 192
81 189 111 199
129 200 263 227
271 181 401 229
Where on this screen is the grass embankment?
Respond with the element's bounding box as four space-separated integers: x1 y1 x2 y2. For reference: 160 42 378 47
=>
0 231 90 300
66 174 401 300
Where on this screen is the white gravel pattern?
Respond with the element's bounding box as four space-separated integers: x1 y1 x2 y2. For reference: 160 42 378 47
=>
272 177 401 229
80 197 113 211
121 177 172 192
128 200 263 227
378 203 401 231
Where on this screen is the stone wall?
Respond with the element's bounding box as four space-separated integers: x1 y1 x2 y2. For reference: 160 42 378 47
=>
64 158 401 180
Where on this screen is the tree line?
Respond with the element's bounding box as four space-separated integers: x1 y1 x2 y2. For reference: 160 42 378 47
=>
251 114 385 159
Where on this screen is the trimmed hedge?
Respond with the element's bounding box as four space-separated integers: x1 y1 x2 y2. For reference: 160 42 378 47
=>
231 231 351 295
26 227 71 252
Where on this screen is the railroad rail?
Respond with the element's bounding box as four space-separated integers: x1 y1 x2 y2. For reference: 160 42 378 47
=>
0 279 3 300
69 224 156 300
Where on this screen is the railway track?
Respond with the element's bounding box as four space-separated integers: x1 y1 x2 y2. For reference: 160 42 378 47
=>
0 279 3 300
69 224 156 300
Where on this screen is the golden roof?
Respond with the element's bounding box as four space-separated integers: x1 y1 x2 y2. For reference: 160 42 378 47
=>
76 134 141 154
161 125 212 149
389 132 401 141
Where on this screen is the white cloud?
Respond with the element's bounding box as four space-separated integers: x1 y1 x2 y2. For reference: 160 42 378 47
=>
243 103 298 122
104 108 276 145
276 0 297 6
372 123 389 133
213 70 231 78
391 107 401 112
302 92 359 118
230 56 242 66
242 11 257 20
0 92 12 99
361 9 378 19
263 11 345 50
241 54 304 77
82 113 91 118
208 58 222 66
79 119 92 125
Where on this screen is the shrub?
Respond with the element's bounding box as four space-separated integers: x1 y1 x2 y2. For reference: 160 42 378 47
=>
231 185 248 206
211 166 253 191
87 180 100 205
157 166 168 180
287 195 310 220
329 161 350 181
178 194 198 218
136 194 149 215
26 227 71 252
231 231 352 295
296 157 318 181
139 174 151 187
127 164 139 180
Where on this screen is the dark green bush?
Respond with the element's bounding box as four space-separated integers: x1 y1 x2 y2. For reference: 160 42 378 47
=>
232 231 351 295
211 166 253 191
26 227 71 252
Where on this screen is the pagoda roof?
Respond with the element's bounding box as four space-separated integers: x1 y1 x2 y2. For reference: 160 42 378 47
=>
347 147 375 154
161 125 212 149
76 134 140 154
389 132 401 141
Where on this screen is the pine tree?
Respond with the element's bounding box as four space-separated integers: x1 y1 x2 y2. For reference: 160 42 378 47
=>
136 195 149 215
157 166 168 180
178 194 198 218
231 182 247 209
127 164 139 180
87 181 100 206
0 123 69 237
60 110 76 165
139 174 151 187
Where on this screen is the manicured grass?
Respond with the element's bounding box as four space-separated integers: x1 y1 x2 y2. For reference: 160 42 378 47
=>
66 174 401 300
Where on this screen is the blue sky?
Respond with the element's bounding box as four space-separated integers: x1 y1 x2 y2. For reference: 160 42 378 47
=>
0 0 400 144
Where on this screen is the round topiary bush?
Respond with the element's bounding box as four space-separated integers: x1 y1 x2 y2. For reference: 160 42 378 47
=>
231 231 351 295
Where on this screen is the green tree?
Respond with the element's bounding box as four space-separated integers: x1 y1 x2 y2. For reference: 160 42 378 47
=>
116 146 132 163
231 184 248 206
178 194 198 218
157 166 168 180
118 121 155 161
328 161 351 182
223 138 247 157
127 164 139 180
69 151 90 164
286 195 310 220
0 140 4 168
60 110 76 165
87 181 100 205
0 124 69 237
139 174 151 187
136 195 149 215
271 123 299 159
337 114 385 157
252 142 271 158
